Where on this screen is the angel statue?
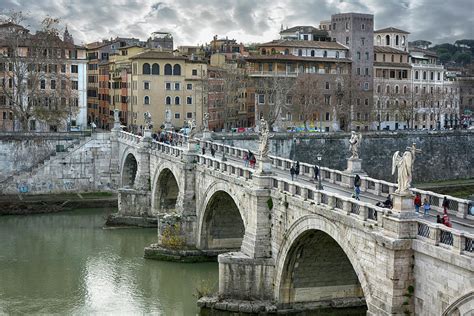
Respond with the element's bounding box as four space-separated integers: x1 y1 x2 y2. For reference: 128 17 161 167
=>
349 131 362 159
203 112 210 131
188 119 197 138
143 112 153 129
392 143 421 194
258 118 272 161
165 108 172 123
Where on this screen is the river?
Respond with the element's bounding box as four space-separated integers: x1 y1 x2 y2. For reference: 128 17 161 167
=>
0 208 218 315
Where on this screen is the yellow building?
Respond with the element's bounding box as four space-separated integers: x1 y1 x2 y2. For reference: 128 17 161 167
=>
129 50 207 131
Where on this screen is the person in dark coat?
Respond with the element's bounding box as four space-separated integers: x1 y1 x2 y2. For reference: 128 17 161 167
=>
295 161 300 179
313 165 319 180
290 165 296 181
442 196 450 212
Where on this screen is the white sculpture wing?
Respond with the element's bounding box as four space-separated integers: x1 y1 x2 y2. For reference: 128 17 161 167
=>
392 151 400 175
403 151 413 178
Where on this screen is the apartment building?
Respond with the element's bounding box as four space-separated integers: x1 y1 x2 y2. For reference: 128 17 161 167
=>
128 50 207 131
0 23 87 131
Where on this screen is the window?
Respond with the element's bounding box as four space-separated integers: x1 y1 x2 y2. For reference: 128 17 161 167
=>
174 82 180 90
345 37 349 45
166 82 171 90
357 52 361 60
174 113 180 119
152 63 159 75
144 81 150 90
365 52 369 60
40 80 46 89
144 96 150 105
395 86 399 94
345 21 349 30
310 50 315 57
298 49 302 56
192 69 198 76
50 80 56 89
383 54 386 62
325 112 330 120
377 85 381 93
325 82 330 89
430 72 434 80
324 95 330 105
437 72 441 80
357 68 361 75
336 51 339 58
258 94 265 104
187 83 192 90
72 81 78 90
61 64 66 73
385 35 390 46
186 96 192 104
186 112 193 119
364 82 369 90
423 71 427 80
323 51 327 58
164 64 172 75
399 55 403 63
365 98 369 106
361 38 365 46
71 64 78 73
173 64 181 75
361 23 365 30
142 63 151 75
365 68 369 75
376 35 381 45
395 35 399 46
403 86 407 94
166 96 171 105
175 96 180 105
415 71 419 80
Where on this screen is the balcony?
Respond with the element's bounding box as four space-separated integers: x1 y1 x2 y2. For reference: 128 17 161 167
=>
248 70 298 77
411 63 444 70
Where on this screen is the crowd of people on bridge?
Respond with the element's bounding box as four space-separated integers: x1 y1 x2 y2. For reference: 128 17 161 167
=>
415 193 452 227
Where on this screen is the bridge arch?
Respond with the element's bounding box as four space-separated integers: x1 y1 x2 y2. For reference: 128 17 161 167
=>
274 215 372 311
151 162 182 215
442 291 474 316
121 152 138 188
197 181 247 250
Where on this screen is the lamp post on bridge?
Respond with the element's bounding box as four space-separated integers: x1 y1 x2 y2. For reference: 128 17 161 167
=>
317 153 323 190
221 136 227 161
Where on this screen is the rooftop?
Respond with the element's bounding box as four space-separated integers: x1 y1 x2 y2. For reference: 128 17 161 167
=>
375 27 410 34
374 46 409 54
129 50 187 60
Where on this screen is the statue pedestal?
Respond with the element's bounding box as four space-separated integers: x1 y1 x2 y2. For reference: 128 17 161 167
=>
187 139 197 151
257 159 272 175
392 192 416 219
202 131 212 140
345 158 366 175
164 122 173 131
143 128 152 138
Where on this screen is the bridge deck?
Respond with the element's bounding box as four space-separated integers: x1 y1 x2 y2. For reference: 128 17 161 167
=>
197 146 474 233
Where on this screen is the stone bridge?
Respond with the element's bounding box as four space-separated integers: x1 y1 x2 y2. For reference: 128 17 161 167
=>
112 129 473 315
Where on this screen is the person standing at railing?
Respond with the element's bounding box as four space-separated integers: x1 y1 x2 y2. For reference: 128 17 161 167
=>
414 193 422 214
211 146 216 158
354 175 361 201
290 165 296 181
442 209 452 228
313 165 319 181
442 196 450 213
243 151 249 167
295 161 300 179
423 198 431 217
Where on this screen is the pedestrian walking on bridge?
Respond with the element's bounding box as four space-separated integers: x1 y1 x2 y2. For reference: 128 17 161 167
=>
290 165 296 181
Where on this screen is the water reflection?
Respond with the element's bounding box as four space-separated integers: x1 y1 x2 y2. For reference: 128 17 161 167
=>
0 209 218 315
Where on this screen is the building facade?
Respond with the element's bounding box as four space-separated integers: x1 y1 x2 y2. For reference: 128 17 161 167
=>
128 51 207 131
0 22 87 131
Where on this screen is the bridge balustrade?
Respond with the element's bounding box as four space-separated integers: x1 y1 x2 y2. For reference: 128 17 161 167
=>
119 131 141 144
416 220 473 256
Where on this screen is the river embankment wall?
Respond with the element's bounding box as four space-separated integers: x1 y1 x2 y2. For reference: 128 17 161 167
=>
213 130 474 183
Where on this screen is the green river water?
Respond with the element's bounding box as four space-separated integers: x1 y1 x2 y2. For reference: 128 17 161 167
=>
0 208 218 315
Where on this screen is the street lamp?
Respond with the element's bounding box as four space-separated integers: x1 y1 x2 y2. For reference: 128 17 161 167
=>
316 153 323 190
221 136 227 161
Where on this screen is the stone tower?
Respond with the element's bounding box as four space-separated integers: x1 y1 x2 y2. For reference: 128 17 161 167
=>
63 26 74 45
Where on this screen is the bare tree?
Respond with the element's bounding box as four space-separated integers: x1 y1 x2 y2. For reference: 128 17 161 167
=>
253 75 293 130
291 74 326 131
0 12 76 131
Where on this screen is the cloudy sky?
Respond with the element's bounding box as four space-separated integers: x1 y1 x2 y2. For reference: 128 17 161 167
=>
1 0 473 47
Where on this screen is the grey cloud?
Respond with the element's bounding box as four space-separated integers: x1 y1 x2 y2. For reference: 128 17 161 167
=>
1 0 472 46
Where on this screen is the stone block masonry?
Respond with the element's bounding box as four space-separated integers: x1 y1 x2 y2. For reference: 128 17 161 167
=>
0 133 118 195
